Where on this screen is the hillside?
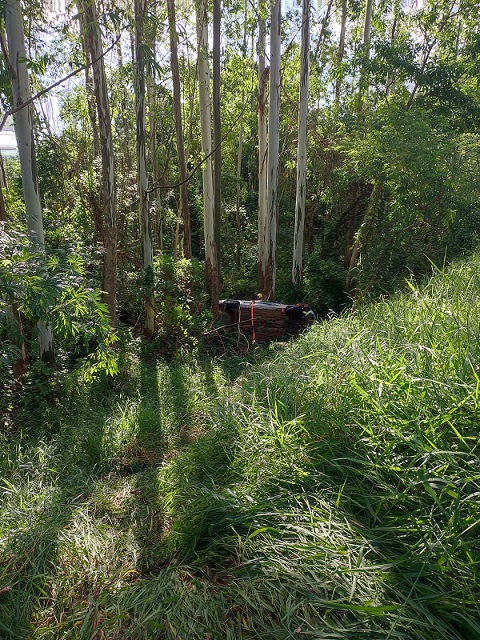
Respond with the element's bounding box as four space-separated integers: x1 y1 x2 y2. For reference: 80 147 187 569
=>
1 254 480 639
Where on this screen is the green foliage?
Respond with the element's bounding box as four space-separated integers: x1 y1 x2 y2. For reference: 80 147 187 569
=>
303 255 349 314
0 230 117 381
148 255 206 357
317 103 480 298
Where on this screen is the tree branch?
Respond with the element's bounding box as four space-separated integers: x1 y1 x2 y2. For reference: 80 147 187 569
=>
144 82 254 197
0 34 121 132
406 0 458 110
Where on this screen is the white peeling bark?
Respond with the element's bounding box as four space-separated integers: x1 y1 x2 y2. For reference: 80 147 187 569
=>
5 0 54 364
358 0 374 106
257 0 268 293
167 0 191 259
292 0 310 285
265 0 281 300
335 0 348 103
196 0 219 315
213 0 221 276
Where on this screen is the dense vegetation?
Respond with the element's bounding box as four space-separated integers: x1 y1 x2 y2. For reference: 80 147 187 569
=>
1 0 480 358
1 0 480 636
1 253 480 638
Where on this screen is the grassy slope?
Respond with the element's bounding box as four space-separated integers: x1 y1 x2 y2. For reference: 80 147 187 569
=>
1 255 480 639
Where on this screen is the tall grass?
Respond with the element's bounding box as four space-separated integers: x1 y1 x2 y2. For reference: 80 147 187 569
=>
1 256 480 638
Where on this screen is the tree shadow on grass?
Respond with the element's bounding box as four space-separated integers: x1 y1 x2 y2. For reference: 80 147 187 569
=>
0 350 240 638
208 343 273 386
165 360 193 447
128 353 167 575
130 353 228 575
0 375 116 638
120 351 247 581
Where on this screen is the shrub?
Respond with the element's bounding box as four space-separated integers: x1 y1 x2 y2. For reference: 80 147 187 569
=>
303 255 349 315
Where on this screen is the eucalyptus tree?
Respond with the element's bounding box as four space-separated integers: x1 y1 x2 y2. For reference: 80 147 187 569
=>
257 0 268 292
213 0 221 276
406 0 463 110
292 0 310 285
4 0 54 364
357 0 374 107
264 0 281 299
195 0 219 315
235 0 248 269
334 0 348 102
78 9 102 242
134 0 154 335
78 0 117 326
0 154 7 222
78 16 100 160
167 0 191 259
145 3 163 252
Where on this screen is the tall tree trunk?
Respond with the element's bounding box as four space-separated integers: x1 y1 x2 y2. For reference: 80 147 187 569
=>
235 115 244 269
79 17 100 160
292 0 310 285
385 1 399 96
0 152 7 222
146 9 163 254
147 74 162 251
213 0 221 279
79 12 102 244
363 0 373 51
257 0 268 293
357 0 374 108
135 0 155 335
196 0 219 316
235 111 245 272
115 22 123 67
167 0 191 259
335 0 348 103
264 0 281 300
79 0 117 326
235 0 248 269
5 0 54 364
116 32 133 253
455 0 462 56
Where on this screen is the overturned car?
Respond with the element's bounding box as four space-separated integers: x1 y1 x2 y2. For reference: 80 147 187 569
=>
219 299 314 343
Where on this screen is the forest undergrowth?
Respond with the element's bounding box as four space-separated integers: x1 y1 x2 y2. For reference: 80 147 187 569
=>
1 254 480 639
